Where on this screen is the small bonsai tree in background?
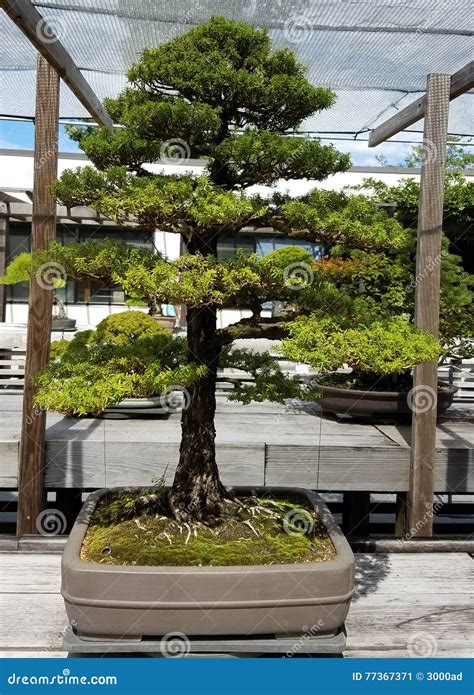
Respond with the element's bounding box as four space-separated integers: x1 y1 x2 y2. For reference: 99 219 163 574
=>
280 313 440 392
23 17 427 523
34 312 200 416
0 252 69 321
347 175 474 362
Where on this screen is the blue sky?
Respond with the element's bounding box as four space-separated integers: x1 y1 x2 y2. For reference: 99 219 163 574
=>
0 117 445 167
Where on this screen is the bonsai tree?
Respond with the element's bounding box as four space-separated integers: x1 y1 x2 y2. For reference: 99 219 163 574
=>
32 17 416 522
280 312 441 392
345 175 474 361
0 251 70 322
34 311 199 416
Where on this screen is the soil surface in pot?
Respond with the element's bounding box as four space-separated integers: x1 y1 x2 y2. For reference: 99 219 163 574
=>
81 490 336 567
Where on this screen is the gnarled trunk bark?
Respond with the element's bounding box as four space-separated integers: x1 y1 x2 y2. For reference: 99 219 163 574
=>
169 234 229 523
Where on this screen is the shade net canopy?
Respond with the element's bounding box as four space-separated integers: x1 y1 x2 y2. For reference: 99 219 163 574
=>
1 0 472 139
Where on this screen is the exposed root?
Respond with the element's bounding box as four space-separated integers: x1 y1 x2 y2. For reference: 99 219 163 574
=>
168 481 236 526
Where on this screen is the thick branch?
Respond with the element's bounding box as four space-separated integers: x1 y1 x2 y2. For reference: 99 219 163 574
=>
216 314 294 346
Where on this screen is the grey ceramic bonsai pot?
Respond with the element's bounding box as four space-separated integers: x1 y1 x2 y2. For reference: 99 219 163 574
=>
51 317 76 331
315 380 457 418
62 486 355 640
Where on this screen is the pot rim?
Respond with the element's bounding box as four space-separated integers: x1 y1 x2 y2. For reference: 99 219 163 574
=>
62 486 354 576
314 378 458 399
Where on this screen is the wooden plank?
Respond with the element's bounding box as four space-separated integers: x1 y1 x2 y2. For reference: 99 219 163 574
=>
368 61 473 146
44 442 265 488
265 445 411 491
408 74 451 538
1 439 472 491
0 441 19 487
17 55 60 536
0 593 67 650
0 553 61 593
1 0 113 130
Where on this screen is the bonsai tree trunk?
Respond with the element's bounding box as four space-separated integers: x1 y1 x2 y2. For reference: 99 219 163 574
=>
169 235 229 522
53 293 67 320
169 304 228 522
148 295 162 316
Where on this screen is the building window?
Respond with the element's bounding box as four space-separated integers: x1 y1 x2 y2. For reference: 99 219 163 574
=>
217 235 255 259
256 236 324 259
217 234 324 260
6 222 154 305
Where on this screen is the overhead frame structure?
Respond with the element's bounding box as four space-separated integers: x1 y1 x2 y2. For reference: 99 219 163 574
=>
369 61 473 538
1 1 472 139
369 62 474 146
1 0 113 130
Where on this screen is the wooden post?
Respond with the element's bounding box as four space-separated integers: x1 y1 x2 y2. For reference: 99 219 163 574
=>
0 212 8 321
17 55 59 536
406 74 451 538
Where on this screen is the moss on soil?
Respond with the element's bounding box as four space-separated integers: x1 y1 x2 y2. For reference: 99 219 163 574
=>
81 491 336 567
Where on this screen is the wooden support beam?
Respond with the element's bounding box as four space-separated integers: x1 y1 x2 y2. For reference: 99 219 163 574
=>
1 0 113 131
17 55 60 536
0 212 8 321
406 74 451 538
368 61 473 147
